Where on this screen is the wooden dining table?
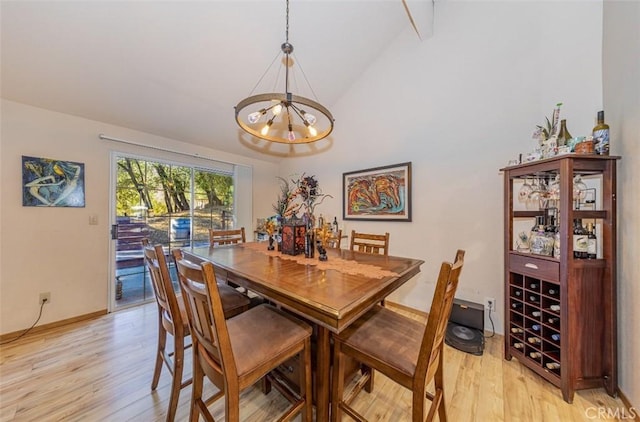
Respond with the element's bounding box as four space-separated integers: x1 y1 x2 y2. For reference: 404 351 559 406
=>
187 242 424 421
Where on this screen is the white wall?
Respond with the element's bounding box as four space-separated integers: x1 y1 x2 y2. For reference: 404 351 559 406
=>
0 100 278 334
603 0 640 408
279 1 604 336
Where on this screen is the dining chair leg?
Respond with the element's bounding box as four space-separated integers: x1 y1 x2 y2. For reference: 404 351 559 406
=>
363 365 375 393
261 375 272 394
165 338 184 421
152 313 167 390
190 355 205 422
331 341 345 422
225 386 241 422
302 337 313 422
435 353 447 422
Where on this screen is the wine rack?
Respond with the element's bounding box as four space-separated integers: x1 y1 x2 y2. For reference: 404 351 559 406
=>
508 269 562 379
502 155 619 403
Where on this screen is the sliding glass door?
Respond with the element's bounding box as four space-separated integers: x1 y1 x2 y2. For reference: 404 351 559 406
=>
112 154 235 309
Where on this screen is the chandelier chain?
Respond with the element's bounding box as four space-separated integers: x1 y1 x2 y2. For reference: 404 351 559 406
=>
285 0 289 44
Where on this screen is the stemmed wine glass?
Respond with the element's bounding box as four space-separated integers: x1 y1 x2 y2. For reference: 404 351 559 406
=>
528 178 549 210
518 178 533 203
548 175 560 208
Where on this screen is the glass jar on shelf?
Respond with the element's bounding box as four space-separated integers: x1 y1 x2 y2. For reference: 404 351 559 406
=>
573 175 587 210
530 224 554 256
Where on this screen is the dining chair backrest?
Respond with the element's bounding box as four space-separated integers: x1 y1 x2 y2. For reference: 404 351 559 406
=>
144 244 183 336
350 230 390 256
172 249 250 319
328 229 342 249
175 256 234 379
417 249 465 384
209 227 246 246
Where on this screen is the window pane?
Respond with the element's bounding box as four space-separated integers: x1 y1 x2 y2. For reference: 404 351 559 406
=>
115 157 236 308
193 168 235 246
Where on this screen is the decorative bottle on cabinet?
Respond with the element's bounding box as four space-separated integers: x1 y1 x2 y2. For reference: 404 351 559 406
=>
557 119 572 146
501 155 619 403
593 110 610 155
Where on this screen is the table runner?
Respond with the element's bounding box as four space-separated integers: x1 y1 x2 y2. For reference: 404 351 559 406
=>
242 242 398 279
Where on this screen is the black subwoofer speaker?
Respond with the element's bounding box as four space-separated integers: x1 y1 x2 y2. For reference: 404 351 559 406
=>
445 298 485 356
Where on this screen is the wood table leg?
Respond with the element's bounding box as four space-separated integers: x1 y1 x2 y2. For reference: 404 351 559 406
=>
316 326 330 421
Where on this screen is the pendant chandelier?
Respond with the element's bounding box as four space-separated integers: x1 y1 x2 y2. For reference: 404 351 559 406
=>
234 0 334 144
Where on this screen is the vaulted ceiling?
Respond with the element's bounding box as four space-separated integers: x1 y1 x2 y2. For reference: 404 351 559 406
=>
1 1 422 161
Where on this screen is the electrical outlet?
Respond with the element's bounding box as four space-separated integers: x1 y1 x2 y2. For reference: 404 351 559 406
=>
39 292 51 305
485 297 495 312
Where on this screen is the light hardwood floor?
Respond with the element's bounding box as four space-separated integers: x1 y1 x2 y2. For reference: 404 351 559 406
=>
0 302 629 421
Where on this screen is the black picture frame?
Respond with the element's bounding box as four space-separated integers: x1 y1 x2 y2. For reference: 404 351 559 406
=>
343 162 411 221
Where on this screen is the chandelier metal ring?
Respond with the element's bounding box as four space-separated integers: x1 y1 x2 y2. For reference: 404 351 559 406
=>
234 93 334 144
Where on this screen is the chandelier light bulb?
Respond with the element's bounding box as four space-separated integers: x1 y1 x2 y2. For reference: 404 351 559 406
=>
248 110 263 124
260 121 273 136
308 125 318 137
288 130 296 141
272 103 283 116
302 111 317 125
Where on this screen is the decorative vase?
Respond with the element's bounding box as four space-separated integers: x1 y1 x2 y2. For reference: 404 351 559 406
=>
268 235 275 250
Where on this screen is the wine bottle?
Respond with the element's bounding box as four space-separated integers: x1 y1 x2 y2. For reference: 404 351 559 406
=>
529 282 539 290
557 119 572 146
548 288 557 296
514 290 522 297
513 342 524 349
587 222 597 259
511 302 523 310
531 311 541 317
529 351 542 359
548 317 560 324
553 215 561 259
529 295 539 304
573 219 588 259
546 362 560 370
304 228 315 258
532 324 541 331
511 327 524 334
318 214 324 229
593 110 610 155
551 333 560 342
332 216 339 234
528 337 541 344
550 304 560 312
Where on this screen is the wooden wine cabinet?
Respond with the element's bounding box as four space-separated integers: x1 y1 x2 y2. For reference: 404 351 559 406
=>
501 155 619 403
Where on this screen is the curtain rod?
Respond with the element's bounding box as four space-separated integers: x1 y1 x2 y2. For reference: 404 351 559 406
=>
98 133 227 165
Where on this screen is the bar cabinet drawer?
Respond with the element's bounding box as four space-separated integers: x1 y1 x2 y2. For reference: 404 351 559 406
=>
509 253 559 283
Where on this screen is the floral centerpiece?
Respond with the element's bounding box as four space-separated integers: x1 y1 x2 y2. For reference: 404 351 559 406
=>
268 174 333 254
272 176 298 221
291 173 333 228
531 102 562 159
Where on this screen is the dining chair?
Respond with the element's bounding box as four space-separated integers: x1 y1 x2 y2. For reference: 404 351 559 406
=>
143 244 192 422
350 230 390 307
349 230 390 256
172 249 251 319
208 227 251 292
174 254 313 422
209 227 246 246
328 229 343 249
331 250 465 422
